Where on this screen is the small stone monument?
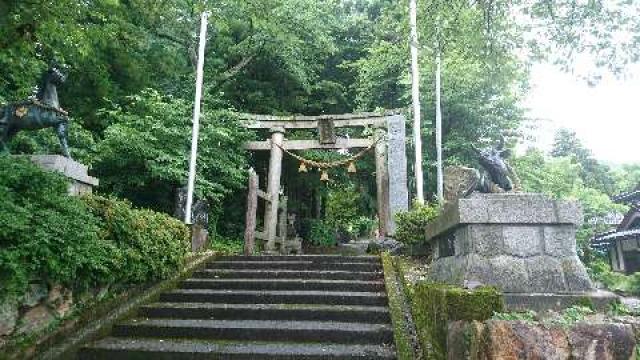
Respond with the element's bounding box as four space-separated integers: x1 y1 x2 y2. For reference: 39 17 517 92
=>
175 187 210 252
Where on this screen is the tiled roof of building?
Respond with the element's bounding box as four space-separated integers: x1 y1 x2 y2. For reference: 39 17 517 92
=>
592 228 640 247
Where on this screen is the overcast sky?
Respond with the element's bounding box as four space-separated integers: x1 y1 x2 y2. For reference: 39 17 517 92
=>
523 62 640 165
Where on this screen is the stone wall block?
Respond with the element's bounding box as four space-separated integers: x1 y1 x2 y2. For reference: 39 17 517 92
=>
484 321 571 360
503 226 540 257
16 304 54 335
544 225 577 257
454 227 471 256
469 224 503 256
561 256 594 292
567 323 636 360
526 256 568 293
467 255 529 293
447 321 486 360
0 299 18 336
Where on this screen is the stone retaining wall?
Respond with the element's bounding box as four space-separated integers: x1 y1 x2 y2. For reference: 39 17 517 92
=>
447 320 636 360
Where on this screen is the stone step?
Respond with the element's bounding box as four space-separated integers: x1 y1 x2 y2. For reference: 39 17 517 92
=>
138 302 391 324
179 278 385 292
111 319 394 345
80 338 396 360
160 289 388 306
217 255 381 263
207 260 381 272
192 269 383 281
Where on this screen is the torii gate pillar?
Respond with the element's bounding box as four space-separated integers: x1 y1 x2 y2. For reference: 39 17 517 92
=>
264 127 285 252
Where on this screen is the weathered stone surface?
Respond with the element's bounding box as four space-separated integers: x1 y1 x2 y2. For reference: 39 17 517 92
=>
426 193 582 241
443 166 479 203
27 155 99 195
0 299 18 336
447 321 486 360
561 256 594 292
22 283 48 307
16 304 54 335
567 323 636 360
191 224 209 252
447 320 635 360
526 256 567 292
469 225 503 257
367 238 405 255
484 321 571 360
454 227 471 256
426 193 593 300
503 226 541 257
544 225 577 257
484 255 529 293
47 285 73 318
386 115 409 235
504 291 618 312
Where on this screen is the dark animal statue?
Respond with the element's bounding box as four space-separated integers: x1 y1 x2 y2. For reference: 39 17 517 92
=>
472 136 519 193
0 66 71 158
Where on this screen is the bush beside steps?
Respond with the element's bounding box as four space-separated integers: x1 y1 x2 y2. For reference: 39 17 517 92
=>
0 156 190 357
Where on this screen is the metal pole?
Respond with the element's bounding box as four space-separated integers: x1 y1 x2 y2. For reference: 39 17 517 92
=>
435 43 444 204
185 12 209 224
410 0 425 204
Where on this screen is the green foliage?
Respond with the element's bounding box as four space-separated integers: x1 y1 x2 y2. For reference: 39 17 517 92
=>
323 184 376 240
409 283 504 360
492 310 537 323
209 236 244 255
83 195 190 283
0 156 189 302
511 149 626 257
0 156 105 300
93 89 250 213
551 128 616 194
394 202 441 245
308 220 337 247
589 259 640 295
548 306 595 327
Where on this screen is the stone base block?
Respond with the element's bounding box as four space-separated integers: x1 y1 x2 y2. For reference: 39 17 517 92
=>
504 291 618 312
25 155 99 195
427 193 594 296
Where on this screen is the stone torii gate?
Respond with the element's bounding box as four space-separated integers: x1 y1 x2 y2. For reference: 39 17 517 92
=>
241 111 409 252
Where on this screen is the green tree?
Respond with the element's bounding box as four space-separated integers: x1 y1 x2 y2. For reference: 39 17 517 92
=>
93 89 250 214
551 128 616 195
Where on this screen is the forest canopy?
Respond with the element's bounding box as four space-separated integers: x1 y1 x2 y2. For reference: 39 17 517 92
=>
1 0 638 238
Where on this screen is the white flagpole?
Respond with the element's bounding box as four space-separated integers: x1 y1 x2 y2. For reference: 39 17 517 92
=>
435 43 444 204
410 0 425 204
185 12 209 224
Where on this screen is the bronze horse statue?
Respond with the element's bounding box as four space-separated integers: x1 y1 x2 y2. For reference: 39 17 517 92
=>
0 66 71 158
471 135 520 193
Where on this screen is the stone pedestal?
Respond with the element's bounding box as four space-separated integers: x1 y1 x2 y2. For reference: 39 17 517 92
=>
426 193 615 310
27 155 99 195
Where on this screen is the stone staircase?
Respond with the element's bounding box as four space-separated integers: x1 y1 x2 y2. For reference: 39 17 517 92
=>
79 255 396 359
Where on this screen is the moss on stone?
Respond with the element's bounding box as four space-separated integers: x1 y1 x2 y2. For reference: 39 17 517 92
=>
381 252 417 360
410 283 504 360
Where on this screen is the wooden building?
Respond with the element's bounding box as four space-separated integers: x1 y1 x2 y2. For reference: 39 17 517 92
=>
592 189 640 274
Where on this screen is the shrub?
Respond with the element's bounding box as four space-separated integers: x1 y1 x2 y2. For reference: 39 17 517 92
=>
394 202 440 245
308 220 337 247
0 156 190 302
83 195 190 283
0 156 107 300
